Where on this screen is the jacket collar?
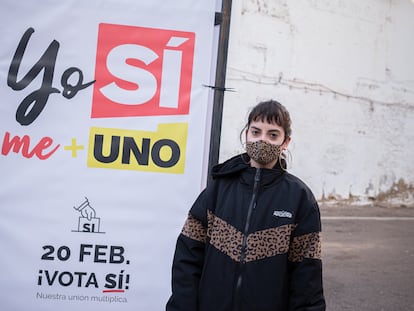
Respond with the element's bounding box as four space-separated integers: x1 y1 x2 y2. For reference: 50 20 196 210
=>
211 153 285 187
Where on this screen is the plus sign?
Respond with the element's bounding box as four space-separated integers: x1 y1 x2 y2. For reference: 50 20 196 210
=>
64 138 84 157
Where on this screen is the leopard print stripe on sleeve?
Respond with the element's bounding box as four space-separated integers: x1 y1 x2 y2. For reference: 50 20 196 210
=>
207 210 243 262
245 224 296 262
288 232 322 262
181 213 207 243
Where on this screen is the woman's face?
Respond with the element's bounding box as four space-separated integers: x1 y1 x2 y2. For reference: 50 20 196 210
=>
246 120 291 168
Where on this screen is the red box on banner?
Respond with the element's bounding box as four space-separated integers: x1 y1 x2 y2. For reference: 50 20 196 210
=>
92 23 195 118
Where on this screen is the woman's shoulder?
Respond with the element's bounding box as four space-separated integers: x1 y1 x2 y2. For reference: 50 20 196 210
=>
211 154 250 179
283 171 311 189
282 172 317 201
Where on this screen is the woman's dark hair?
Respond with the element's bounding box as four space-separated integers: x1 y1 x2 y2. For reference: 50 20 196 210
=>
241 99 292 142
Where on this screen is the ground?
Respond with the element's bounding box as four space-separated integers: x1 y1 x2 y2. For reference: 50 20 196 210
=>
320 202 414 311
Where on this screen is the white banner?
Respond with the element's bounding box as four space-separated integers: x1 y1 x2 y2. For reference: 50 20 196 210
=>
0 1 217 310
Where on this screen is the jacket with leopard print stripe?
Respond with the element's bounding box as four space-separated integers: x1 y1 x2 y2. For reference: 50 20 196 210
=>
167 154 325 311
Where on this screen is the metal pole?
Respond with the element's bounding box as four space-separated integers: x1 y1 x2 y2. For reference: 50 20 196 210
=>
207 0 232 184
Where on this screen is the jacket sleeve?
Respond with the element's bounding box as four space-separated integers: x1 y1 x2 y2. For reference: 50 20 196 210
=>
288 197 326 311
166 189 209 311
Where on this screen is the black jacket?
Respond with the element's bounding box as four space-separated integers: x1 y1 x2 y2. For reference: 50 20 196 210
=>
166 154 325 311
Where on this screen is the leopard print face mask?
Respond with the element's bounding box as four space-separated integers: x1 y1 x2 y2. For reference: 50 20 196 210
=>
246 140 282 165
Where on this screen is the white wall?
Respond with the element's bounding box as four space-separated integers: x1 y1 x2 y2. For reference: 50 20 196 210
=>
219 0 414 204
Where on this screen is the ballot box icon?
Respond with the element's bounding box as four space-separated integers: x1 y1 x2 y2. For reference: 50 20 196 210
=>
78 216 101 233
73 197 104 233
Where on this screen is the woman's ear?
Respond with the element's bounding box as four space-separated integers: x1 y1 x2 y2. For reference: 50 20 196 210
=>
282 136 291 150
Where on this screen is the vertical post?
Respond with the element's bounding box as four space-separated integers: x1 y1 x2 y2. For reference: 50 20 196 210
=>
207 0 232 184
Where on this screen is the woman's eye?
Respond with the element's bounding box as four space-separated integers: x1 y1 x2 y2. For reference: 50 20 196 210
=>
270 133 278 139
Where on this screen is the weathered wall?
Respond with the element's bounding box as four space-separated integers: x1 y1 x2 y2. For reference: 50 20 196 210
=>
219 0 414 205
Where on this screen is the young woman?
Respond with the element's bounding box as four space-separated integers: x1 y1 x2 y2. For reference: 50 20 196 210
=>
166 100 325 311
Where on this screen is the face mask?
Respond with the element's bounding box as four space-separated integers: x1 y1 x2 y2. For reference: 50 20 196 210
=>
246 140 282 165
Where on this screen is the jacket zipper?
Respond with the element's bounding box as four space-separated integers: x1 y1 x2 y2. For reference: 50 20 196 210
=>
235 168 261 306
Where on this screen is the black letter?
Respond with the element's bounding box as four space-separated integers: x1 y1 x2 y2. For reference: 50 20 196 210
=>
151 139 180 167
122 137 150 165
94 135 120 163
8 27 60 125
61 67 95 99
